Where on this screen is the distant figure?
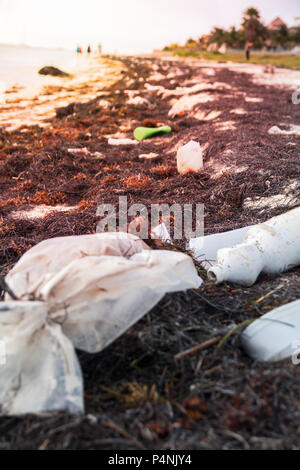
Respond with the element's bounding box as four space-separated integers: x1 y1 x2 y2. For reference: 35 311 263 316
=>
87 45 91 54
98 44 102 55
76 46 82 54
245 41 251 61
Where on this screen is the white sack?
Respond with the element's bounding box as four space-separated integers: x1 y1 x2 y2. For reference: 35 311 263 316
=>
1 232 202 415
0 302 83 415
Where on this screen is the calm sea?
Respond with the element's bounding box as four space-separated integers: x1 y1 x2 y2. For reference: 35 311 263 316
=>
0 44 80 91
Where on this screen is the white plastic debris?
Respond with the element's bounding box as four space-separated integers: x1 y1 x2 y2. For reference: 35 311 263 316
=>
1 232 202 415
0 301 83 415
242 299 300 362
176 140 203 175
108 137 139 146
151 223 171 243
208 207 300 286
189 225 254 269
68 147 90 156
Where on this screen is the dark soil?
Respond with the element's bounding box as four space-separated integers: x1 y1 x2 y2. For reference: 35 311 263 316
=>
0 55 299 450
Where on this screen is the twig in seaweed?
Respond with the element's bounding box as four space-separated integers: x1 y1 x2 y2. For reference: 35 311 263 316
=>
255 284 284 305
192 289 241 314
101 419 145 450
174 336 222 360
0 275 18 300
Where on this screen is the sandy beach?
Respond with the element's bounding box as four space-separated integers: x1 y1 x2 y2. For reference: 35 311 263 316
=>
1 53 300 449
0 52 126 130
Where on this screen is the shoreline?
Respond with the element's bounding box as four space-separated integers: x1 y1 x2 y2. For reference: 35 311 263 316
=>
0 55 126 130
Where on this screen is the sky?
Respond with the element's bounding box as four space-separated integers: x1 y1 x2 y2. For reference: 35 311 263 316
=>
0 0 299 54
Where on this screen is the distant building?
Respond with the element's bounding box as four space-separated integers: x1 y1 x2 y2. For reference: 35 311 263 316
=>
267 17 286 31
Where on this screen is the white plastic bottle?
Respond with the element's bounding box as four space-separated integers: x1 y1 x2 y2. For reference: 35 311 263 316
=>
208 207 300 286
176 140 203 175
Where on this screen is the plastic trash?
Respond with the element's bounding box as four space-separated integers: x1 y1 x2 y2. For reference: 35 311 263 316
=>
208 207 300 286
133 126 171 141
108 138 138 146
68 147 90 156
176 140 203 175
1 232 202 415
242 299 300 362
189 225 254 269
151 223 171 243
0 301 83 415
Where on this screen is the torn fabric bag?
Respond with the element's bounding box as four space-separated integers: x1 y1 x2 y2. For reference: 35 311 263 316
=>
1 232 202 415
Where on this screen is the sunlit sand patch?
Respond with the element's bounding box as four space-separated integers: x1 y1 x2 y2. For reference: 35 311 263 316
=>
231 108 247 115
11 204 77 220
268 124 300 136
195 110 221 121
215 120 236 131
244 96 263 103
207 161 249 179
148 73 166 81
243 181 300 211
160 81 231 99
168 93 214 117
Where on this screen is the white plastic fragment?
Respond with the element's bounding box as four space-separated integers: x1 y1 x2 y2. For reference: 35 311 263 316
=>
208 207 300 286
1 232 202 415
151 223 171 243
108 137 139 146
68 147 90 156
242 299 300 362
176 140 203 175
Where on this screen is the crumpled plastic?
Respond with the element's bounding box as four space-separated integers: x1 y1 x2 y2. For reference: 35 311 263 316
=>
1 232 202 415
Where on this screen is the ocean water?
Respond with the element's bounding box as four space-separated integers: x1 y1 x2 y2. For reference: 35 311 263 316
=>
0 44 82 91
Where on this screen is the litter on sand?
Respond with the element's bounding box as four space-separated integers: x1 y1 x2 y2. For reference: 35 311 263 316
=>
242 299 300 362
190 207 300 286
133 126 171 141
189 225 254 269
0 232 202 416
207 207 300 286
176 140 203 175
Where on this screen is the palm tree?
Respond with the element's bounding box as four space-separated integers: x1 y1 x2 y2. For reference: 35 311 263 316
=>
242 7 267 47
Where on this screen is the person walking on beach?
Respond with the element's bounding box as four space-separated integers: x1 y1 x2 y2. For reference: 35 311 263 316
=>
87 45 91 54
245 41 251 60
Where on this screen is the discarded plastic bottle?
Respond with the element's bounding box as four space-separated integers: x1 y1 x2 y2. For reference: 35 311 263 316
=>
176 140 203 175
208 207 300 286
